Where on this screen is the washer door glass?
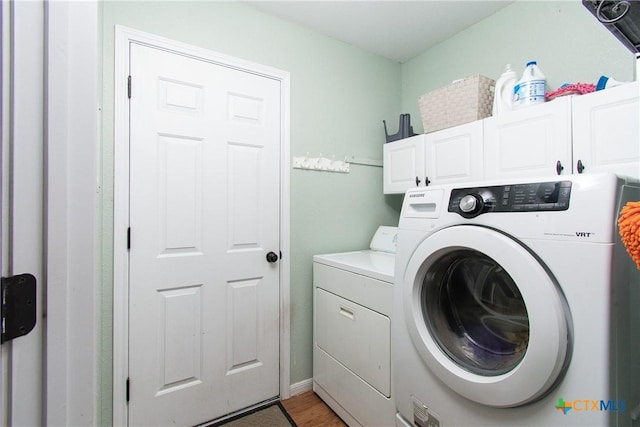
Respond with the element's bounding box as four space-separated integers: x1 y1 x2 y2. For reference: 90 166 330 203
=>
403 225 571 407
423 249 529 376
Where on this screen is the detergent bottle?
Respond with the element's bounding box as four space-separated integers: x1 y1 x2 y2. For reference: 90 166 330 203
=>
513 61 546 109
492 64 517 115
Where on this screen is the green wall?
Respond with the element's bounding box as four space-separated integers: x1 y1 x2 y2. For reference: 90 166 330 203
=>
100 1 402 424
401 0 635 133
99 0 636 425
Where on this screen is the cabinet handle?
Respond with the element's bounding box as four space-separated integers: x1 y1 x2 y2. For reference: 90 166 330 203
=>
425 176 431 186
415 176 421 186
556 160 564 175
576 160 585 174
339 305 355 321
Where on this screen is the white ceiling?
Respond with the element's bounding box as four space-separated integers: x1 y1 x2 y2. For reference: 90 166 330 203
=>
245 1 514 63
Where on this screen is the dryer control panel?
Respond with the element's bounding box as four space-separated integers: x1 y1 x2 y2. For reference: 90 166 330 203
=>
448 180 572 218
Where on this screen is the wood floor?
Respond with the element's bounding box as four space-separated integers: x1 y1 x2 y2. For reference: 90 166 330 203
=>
282 391 347 427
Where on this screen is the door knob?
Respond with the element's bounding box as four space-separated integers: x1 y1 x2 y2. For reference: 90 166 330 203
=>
266 251 279 263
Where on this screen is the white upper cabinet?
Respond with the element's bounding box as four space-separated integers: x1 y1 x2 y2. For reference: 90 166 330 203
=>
572 82 639 178
483 96 573 179
383 134 425 194
424 120 484 186
383 82 639 194
383 121 483 194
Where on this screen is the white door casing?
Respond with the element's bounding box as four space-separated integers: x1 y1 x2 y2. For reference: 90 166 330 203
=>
0 1 8 422
403 225 571 407
2 2 45 425
114 27 291 426
45 2 99 425
2 2 99 426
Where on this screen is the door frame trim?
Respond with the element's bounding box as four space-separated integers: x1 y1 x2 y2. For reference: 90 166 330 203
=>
45 2 99 425
113 26 291 426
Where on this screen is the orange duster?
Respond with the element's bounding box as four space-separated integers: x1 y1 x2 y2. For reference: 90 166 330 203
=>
618 201 640 270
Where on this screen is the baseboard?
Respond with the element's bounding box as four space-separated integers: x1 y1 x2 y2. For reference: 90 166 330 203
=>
288 378 313 397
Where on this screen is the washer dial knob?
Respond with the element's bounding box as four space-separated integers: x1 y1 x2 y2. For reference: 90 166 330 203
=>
459 194 479 213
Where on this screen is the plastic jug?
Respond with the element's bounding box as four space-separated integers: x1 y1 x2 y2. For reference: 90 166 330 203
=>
492 64 517 115
596 75 627 90
513 61 546 108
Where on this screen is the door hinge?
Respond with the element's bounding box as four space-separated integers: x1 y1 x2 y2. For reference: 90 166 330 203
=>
1 274 37 344
127 75 132 99
127 227 131 250
126 377 130 403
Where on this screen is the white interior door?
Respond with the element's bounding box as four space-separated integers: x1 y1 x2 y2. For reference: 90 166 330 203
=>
128 43 281 426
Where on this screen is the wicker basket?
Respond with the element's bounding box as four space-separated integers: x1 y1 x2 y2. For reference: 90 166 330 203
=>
418 75 495 133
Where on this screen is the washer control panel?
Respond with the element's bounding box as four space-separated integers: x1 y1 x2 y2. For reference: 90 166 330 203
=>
448 180 572 218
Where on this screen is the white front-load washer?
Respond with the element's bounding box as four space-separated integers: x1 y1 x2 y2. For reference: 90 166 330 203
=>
393 173 640 427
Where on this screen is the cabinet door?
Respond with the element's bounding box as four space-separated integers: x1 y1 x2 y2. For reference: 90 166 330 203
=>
484 97 572 179
383 135 425 194
572 82 639 179
424 121 483 185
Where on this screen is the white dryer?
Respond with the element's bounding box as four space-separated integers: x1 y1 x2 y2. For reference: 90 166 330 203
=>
313 226 397 427
393 173 640 427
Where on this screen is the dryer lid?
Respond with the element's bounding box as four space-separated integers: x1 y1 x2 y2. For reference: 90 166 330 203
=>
313 250 395 283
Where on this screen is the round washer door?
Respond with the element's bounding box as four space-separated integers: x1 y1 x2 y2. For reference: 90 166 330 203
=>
403 225 571 408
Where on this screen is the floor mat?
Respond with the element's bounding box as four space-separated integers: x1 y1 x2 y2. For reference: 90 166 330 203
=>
210 402 297 427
